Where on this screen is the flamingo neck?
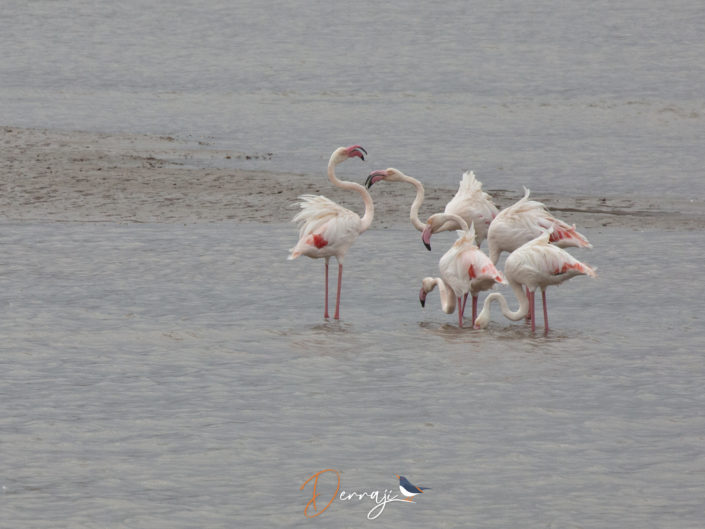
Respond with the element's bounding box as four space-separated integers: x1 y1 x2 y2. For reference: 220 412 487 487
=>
478 279 529 322
488 243 501 265
328 159 375 232
438 212 469 231
404 175 426 232
433 278 456 314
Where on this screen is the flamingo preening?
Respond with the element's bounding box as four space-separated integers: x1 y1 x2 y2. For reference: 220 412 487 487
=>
288 145 372 320
487 187 592 264
365 169 497 247
474 230 597 333
421 213 505 327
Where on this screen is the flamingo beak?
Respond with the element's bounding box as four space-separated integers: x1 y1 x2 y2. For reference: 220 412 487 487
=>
365 170 386 189
419 287 427 308
421 225 433 251
349 145 367 160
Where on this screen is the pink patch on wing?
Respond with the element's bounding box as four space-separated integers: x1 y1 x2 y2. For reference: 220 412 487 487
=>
310 233 328 249
555 262 583 275
549 226 577 243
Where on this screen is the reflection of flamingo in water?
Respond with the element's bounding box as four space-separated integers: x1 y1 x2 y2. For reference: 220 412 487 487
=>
288 145 372 320
365 168 497 247
487 187 592 264
420 213 505 327
474 231 596 333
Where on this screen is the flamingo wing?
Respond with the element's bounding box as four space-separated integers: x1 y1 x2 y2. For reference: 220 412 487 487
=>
443 171 498 242
289 196 362 259
459 248 506 285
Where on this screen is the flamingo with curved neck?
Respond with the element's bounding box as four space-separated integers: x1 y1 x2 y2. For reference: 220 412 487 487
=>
487 187 592 264
422 212 505 326
366 168 426 232
474 230 596 332
366 168 497 247
289 145 373 320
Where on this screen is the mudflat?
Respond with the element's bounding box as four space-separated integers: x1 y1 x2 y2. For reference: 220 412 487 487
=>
2 127 703 230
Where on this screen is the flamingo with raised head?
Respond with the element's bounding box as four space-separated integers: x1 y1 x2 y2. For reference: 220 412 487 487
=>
365 169 497 247
474 230 597 332
487 187 592 265
288 145 372 320
421 213 505 327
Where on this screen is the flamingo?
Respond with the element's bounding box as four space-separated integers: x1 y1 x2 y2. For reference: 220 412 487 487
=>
487 187 592 265
474 230 597 333
365 169 497 247
288 145 373 320
421 213 505 326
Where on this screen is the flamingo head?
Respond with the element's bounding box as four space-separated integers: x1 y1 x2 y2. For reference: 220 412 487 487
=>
330 145 367 165
419 277 437 307
365 168 403 189
345 145 367 160
473 310 490 329
421 213 448 251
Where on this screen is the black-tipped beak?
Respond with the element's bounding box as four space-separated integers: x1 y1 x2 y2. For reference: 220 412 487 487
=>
365 170 385 189
421 225 433 251
351 146 367 161
420 297 426 308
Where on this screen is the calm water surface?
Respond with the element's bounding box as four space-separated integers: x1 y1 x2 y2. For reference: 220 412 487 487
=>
1 222 703 527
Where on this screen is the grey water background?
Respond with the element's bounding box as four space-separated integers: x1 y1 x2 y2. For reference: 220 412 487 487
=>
2 0 705 527
1 223 704 527
2 0 704 196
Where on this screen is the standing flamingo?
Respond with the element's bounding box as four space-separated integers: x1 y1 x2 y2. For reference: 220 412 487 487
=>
288 145 373 320
487 187 592 264
421 213 505 327
474 230 597 333
365 169 497 247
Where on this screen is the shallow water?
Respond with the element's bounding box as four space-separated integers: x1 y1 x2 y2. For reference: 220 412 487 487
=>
1 221 703 527
2 0 704 197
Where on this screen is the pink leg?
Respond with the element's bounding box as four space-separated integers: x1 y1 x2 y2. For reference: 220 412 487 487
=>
334 263 343 320
324 259 330 319
471 295 478 326
525 286 532 321
461 293 468 317
457 297 463 327
530 291 536 332
542 289 549 333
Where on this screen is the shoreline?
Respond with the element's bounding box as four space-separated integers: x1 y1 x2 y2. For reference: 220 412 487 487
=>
2 126 703 230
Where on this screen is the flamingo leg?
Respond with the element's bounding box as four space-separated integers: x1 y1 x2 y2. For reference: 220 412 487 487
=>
542 289 549 333
461 293 468 319
324 258 330 319
525 286 532 321
471 295 478 326
457 297 463 327
334 263 343 320
530 291 536 332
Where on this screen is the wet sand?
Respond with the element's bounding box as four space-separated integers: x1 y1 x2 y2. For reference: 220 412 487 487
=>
2 126 703 230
